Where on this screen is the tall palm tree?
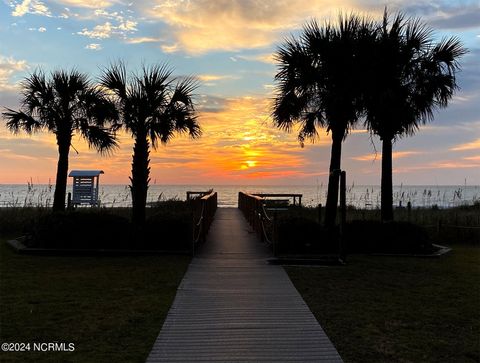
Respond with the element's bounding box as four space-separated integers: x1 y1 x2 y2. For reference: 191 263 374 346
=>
2 69 118 211
100 63 201 225
273 15 375 228
364 11 466 221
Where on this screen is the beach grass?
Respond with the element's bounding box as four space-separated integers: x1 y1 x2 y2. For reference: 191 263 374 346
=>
0 238 190 363
287 245 480 363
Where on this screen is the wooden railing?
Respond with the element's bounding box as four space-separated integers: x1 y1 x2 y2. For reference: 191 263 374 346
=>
253 193 302 206
191 191 217 254
186 191 212 201
238 192 276 250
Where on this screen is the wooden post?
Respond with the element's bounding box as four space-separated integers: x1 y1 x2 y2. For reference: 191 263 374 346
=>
67 192 72 210
340 171 346 228
95 175 100 205
192 211 196 257
437 219 442 241
273 211 277 257
339 171 347 262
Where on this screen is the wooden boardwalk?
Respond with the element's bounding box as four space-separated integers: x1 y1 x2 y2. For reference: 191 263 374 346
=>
146 208 343 362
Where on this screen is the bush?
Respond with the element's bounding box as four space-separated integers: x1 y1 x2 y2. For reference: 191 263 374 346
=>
0 199 197 252
276 216 339 255
274 210 435 255
345 220 434 254
28 210 131 249
142 209 193 251
0 207 49 236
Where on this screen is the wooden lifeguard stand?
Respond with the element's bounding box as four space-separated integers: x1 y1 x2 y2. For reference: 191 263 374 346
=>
68 170 104 207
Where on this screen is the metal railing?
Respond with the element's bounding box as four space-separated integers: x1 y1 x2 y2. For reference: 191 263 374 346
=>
191 191 217 254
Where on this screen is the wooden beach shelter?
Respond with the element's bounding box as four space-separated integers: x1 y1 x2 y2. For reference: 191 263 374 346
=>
68 170 104 207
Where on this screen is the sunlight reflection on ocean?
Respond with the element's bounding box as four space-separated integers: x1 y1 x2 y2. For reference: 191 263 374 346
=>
0 184 478 208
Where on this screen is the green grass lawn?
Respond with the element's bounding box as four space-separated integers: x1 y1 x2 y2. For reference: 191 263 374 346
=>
0 238 190 363
287 246 480 363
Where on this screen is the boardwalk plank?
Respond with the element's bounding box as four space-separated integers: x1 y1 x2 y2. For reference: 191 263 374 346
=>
146 208 342 363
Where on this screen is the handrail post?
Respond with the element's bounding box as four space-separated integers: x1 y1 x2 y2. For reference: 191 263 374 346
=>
273 211 277 257
339 170 347 262
192 191 217 254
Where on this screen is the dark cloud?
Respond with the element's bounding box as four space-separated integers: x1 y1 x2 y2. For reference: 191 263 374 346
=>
196 94 228 113
0 136 55 159
386 2 480 30
457 48 480 93
428 8 480 30
0 89 20 110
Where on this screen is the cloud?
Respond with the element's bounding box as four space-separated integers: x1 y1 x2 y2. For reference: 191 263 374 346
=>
237 53 276 64
118 19 137 32
143 0 351 54
197 74 239 82
52 0 114 9
160 43 179 53
196 94 228 113
11 0 51 17
425 5 480 30
77 20 138 39
352 151 421 161
0 54 28 91
125 36 161 44
450 138 480 151
132 1 479 55
38 26 46 32
85 43 102 50
77 22 114 38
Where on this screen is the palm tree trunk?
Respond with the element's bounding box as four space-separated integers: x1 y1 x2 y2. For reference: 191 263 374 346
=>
130 132 150 225
324 130 343 228
381 137 394 222
52 138 71 212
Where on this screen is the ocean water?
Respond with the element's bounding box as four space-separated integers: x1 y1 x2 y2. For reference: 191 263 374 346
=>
0 184 478 209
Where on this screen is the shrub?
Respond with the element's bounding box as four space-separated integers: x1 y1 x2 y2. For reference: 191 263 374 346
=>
0 207 49 236
345 220 434 254
28 210 131 249
142 209 193 251
1 199 197 252
276 216 339 254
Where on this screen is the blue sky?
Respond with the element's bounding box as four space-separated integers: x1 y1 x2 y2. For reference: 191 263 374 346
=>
0 0 479 185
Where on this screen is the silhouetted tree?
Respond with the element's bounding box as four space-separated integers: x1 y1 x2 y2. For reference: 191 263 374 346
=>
273 15 375 228
2 69 118 211
364 11 466 221
100 63 201 225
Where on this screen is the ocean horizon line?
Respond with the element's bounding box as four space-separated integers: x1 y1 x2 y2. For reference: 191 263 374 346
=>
1 183 479 187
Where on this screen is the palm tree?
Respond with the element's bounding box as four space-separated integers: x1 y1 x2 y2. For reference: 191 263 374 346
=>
273 15 375 228
364 11 466 221
100 63 201 225
2 69 118 211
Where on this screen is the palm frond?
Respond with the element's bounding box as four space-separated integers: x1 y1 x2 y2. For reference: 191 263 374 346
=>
80 87 119 126
2 108 42 134
99 61 128 99
80 124 118 155
431 37 467 71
